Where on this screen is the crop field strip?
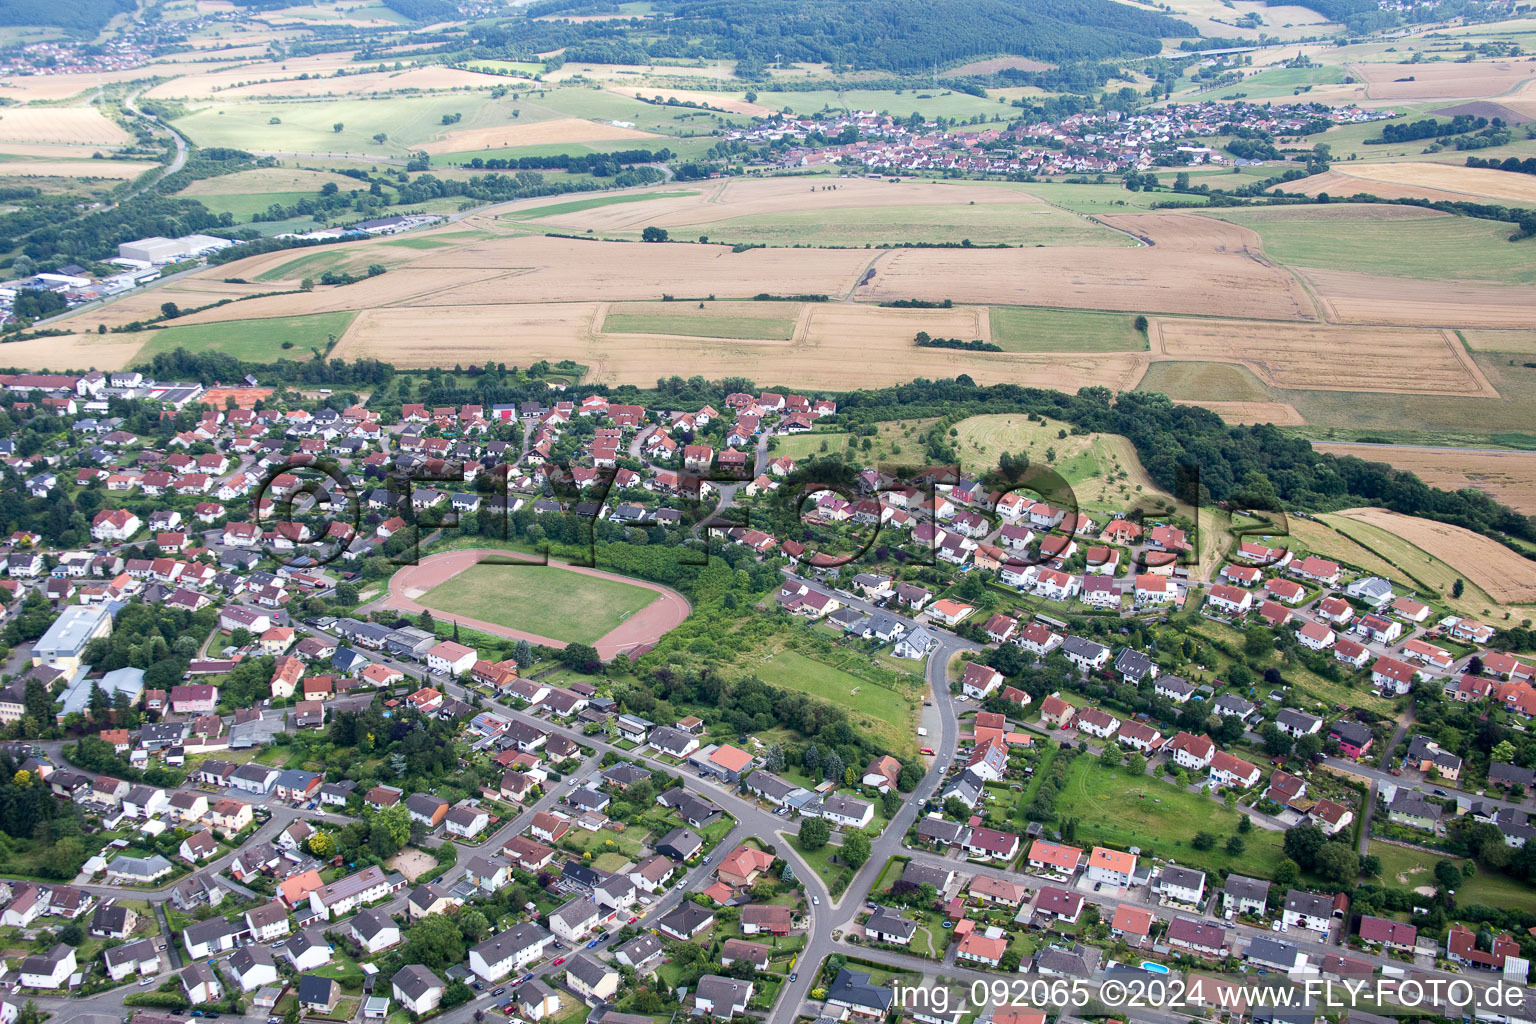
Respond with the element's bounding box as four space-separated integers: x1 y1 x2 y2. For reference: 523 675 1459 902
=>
1313 442 1536 516
1150 318 1499 397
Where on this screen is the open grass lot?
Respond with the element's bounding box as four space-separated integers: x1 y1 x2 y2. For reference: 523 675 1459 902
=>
988 306 1147 353
1368 842 1536 913
1056 757 1286 878
1213 207 1536 284
949 413 1184 519
418 563 660 645
771 431 852 461
747 649 918 754
600 301 799 340
135 311 357 361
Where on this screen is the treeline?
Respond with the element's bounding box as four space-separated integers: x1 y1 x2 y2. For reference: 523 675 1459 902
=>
0 0 132 31
380 0 457 20
827 380 1536 544
476 0 1193 74
1368 114 1488 145
458 147 671 172
138 348 397 386
915 333 1001 352
1468 155 1536 178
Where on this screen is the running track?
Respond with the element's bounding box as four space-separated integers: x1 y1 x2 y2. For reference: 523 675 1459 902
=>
383 548 692 660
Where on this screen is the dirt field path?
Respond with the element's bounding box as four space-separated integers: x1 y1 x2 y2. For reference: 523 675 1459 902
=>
383 548 692 660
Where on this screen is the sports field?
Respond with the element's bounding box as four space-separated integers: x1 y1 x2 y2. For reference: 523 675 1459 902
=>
748 649 917 753
135 311 358 361
1055 758 1286 878
418 562 660 645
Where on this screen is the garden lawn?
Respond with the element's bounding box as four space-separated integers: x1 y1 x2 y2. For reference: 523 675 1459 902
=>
1368 841 1536 913
787 834 854 898
418 563 659 645
1055 757 1286 877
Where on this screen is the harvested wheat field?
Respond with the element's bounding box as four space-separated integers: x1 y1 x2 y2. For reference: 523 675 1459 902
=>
421 117 659 153
56 279 285 330
1316 443 1536 515
1152 318 1496 396
334 299 1147 388
404 235 872 302
0 68 157 103
0 334 144 372
1182 401 1307 425
1098 212 1263 253
1274 169 1477 204
1303 268 1536 328
1334 507 1536 605
0 160 156 179
1283 162 1536 205
859 247 1316 320
0 108 131 146
170 268 517 323
1352 59 1536 100
605 86 776 118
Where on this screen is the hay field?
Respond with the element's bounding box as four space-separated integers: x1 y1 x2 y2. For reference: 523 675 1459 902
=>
604 86 775 118
147 64 502 100
177 167 370 196
0 108 130 146
1462 330 1536 354
1331 507 1536 606
859 246 1316 320
0 334 144 371
60 279 281 330
0 159 155 179
601 301 799 340
333 299 1148 388
1303 268 1536 328
1152 319 1497 396
1279 163 1536 204
1315 443 1536 515
1213 206 1534 284
1352 59 1536 100
420 117 658 153
515 177 1056 234
1182 401 1307 425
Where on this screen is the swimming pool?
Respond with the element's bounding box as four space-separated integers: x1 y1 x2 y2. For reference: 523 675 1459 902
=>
1141 961 1169 974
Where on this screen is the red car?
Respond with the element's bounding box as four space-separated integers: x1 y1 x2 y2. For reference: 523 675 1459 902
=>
920 747 935 755
627 916 639 924
551 957 565 966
